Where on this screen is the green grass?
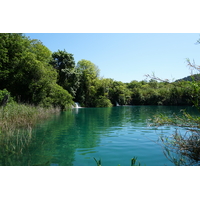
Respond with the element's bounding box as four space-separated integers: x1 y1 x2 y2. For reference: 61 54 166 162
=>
0 102 60 134
0 102 61 157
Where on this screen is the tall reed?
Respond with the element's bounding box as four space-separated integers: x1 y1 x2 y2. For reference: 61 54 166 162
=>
0 102 60 133
0 103 61 159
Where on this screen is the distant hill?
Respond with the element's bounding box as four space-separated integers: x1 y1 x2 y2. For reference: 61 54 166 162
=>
175 74 200 82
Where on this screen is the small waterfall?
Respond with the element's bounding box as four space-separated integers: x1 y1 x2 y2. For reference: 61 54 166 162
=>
74 102 81 108
116 101 120 106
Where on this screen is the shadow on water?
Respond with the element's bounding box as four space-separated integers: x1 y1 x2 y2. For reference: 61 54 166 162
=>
0 105 199 166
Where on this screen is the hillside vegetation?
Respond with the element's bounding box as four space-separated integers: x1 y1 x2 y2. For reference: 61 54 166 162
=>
175 74 200 82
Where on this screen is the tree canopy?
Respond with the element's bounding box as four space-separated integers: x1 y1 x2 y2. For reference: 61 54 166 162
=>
0 33 73 109
0 33 199 109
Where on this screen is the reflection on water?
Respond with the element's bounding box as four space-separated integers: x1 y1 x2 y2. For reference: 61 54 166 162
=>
0 106 198 166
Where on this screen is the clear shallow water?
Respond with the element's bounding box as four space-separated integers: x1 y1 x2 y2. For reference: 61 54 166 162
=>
1 106 199 166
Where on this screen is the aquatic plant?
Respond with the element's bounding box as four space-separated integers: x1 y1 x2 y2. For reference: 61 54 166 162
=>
148 58 200 166
0 102 60 133
0 102 62 165
93 157 101 166
131 157 141 166
93 157 141 166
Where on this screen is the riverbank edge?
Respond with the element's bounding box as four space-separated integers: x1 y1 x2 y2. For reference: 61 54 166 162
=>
0 102 62 135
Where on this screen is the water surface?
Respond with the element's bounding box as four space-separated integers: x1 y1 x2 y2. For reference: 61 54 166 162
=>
1 106 198 166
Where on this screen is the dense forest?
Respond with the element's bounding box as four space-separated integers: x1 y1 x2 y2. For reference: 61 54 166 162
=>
0 33 199 109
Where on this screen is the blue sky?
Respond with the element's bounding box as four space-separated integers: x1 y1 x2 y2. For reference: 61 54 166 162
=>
25 33 200 83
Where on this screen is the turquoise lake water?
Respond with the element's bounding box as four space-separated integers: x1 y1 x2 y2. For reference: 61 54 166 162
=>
1 105 198 166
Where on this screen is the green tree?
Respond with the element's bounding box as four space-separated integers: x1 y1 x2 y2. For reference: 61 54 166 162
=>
0 33 73 109
0 33 29 94
50 50 79 97
51 50 75 84
95 78 114 102
109 81 131 105
75 59 100 106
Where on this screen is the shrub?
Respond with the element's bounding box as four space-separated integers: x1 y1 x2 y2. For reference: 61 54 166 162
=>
94 96 113 107
39 83 74 110
0 89 13 106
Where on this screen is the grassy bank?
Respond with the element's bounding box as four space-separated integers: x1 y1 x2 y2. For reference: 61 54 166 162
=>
0 103 62 163
0 102 61 134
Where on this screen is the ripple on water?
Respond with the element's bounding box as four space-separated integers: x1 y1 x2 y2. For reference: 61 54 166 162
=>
32 106 197 166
